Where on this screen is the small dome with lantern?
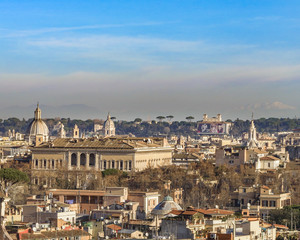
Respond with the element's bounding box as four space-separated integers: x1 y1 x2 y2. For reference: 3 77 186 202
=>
26 103 49 145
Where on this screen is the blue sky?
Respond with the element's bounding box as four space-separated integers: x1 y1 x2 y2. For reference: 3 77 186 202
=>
0 0 299 120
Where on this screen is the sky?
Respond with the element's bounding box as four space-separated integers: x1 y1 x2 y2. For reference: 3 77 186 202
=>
0 0 299 121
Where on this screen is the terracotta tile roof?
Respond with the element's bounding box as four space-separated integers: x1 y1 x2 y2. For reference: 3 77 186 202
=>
168 210 184 215
261 185 270 190
168 208 233 217
195 208 234 216
35 137 167 150
247 218 260 221
106 224 122 231
19 229 90 239
252 149 268 154
260 156 280 161
273 224 289 229
128 220 154 225
173 152 200 160
182 210 198 215
261 223 289 229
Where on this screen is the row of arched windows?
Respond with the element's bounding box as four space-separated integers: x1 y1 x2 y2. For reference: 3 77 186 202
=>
71 153 96 167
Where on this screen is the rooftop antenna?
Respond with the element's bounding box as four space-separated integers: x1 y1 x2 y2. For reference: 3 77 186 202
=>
251 112 254 121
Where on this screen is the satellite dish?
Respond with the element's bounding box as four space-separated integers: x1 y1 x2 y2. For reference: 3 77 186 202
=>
106 236 109 239
114 220 117 224
32 227 37 232
101 206 104 209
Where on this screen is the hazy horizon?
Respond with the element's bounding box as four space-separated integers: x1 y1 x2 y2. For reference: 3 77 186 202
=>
0 103 298 122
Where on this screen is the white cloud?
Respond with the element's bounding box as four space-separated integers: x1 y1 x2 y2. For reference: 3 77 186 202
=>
242 101 296 111
0 22 177 39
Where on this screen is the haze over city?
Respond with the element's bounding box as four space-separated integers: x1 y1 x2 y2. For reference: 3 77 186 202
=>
0 1 299 120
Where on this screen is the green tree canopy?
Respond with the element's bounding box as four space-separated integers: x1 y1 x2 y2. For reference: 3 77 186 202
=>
186 116 195 122
156 116 165 121
0 168 29 196
166 115 174 121
134 118 142 123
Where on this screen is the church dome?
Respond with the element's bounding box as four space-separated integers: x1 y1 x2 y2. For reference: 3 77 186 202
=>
104 113 115 129
27 119 49 136
26 104 49 145
151 196 182 216
103 113 116 137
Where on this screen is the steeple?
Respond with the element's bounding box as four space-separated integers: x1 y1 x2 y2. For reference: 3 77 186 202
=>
104 112 115 137
59 123 66 138
34 102 42 120
247 113 259 148
73 124 79 138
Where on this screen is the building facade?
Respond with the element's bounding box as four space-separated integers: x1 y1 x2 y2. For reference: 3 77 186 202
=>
30 137 173 187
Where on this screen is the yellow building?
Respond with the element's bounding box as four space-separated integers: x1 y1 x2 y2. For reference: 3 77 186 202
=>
30 137 173 187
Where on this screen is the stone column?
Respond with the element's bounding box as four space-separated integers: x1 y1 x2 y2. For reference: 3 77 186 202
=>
86 153 90 169
99 154 102 170
68 152 72 170
95 153 99 170
77 152 80 169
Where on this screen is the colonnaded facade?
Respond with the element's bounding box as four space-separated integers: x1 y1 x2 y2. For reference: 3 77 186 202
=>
30 137 173 187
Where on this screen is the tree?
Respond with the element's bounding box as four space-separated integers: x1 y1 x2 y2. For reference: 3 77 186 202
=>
163 127 171 134
156 116 165 122
186 116 195 122
0 168 29 196
134 118 142 123
166 115 174 122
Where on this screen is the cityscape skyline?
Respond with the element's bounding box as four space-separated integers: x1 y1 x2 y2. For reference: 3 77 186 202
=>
1 1 299 120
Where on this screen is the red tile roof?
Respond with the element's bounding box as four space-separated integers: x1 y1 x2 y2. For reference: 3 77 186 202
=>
106 224 122 231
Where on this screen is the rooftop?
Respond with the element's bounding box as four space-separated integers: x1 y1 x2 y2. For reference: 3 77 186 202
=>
33 137 170 150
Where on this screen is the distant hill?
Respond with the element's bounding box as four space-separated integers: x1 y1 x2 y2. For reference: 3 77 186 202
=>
0 117 299 137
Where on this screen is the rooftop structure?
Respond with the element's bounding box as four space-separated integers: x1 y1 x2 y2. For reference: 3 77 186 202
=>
25 104 49 146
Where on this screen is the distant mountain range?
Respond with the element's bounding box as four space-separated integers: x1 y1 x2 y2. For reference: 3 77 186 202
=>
0 104 102 120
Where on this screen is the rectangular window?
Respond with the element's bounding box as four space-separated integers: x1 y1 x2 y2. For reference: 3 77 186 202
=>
120 160 123 170
52 160 55 169
35 160 38 167
129 160 132 170
44 160 47 168
112 160 115 169
262 200 268 207
103 161 106 170
270 201 276 207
